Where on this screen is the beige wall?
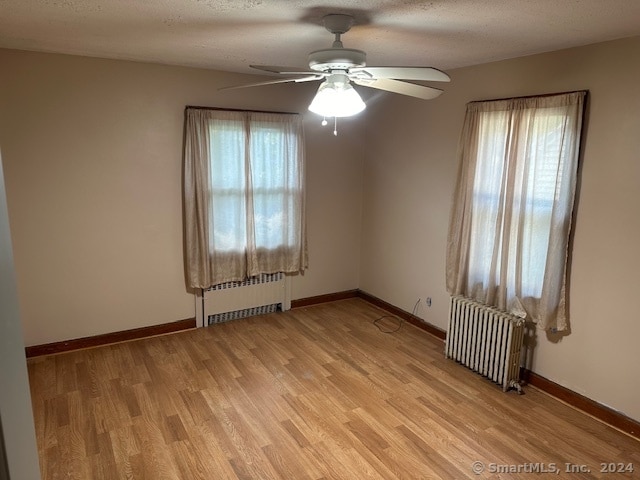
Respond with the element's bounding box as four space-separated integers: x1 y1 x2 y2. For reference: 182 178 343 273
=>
361 36 640 422
0 49 364 346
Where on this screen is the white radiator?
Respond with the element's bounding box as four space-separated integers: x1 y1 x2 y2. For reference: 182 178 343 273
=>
195 273 290 327
445 295 525 393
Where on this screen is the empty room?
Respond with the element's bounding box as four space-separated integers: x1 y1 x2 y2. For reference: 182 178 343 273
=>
0 1 639 479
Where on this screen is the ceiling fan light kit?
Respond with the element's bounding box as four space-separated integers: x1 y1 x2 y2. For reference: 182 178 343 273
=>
308 73 366 118
222 14 450 132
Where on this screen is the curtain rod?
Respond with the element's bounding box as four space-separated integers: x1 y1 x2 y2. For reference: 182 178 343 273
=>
471 89 589 104
185 105 300 115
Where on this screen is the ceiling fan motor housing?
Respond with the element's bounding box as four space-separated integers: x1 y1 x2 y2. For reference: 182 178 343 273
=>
308 48 366 72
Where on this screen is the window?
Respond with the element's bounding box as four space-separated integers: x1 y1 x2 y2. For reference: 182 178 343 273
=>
447 92 586 331
184 108 307 288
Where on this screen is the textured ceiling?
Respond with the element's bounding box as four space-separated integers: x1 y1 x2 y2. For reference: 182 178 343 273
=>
1 0 639 75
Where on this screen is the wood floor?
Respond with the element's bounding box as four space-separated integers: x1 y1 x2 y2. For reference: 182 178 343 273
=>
28 299 639 479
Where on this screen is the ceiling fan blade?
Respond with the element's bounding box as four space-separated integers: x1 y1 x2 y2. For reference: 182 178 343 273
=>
250 64 314 75
353 78 443 100
350 66 450 82
219 75 322 91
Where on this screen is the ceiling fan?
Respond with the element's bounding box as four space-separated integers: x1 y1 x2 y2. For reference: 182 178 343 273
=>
221 13 450 121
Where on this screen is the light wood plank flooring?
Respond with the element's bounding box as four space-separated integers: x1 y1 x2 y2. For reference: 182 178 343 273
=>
28 299 639 479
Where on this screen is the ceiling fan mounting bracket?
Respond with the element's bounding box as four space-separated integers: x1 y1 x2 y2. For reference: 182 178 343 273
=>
322 14 354 35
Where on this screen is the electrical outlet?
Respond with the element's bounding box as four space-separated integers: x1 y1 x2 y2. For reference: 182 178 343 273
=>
426 297 432 307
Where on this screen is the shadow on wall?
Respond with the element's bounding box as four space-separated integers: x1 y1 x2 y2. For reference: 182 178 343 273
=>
521 320 572 375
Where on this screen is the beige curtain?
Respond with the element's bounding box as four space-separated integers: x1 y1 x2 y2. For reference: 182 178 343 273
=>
446 92 586 331
184 108 307 288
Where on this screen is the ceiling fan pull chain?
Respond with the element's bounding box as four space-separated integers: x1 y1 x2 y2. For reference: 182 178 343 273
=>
321 116 328 126
334 117 338 136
